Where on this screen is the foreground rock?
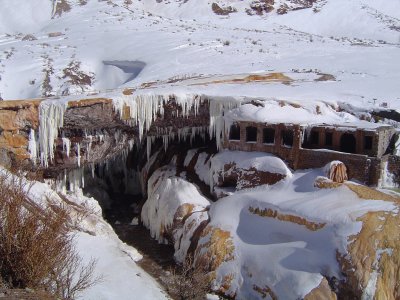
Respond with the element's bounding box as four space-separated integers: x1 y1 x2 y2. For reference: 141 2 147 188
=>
141 155 400 299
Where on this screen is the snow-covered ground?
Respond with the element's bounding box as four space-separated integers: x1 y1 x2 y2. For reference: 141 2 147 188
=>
2 1 400 298
0 0 399 113
9 170 168 300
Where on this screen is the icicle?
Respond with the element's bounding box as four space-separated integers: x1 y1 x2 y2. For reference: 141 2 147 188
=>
146 136 156 161
379 160 397 188
28 129 37 163
68 168 84 193
55 169 67 193
77 143 81 167
209 97 242 150
129 139 135 151
163 135 169 152
62 137 71 157
86 135 93 158
38 100 68 167
112 93 204 141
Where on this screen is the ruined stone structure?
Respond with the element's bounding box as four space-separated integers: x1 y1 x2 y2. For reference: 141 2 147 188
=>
224 121 399 186
1 94 399 187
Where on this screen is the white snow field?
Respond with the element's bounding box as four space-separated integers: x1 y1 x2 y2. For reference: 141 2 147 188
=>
0 0 399 112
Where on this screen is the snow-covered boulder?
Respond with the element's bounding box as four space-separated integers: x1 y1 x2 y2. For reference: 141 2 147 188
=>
210 150 292 194
141 165 210 262
325 161 348 183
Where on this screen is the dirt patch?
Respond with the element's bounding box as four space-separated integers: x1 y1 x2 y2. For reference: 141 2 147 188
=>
211 3 237 15
21 34 37 41
122 88 134 96
62 61 95 95
198 73 293 86
247 0 275 15
315 73 336 82
53 0 71 17
314 177 342 189
249 206 326 231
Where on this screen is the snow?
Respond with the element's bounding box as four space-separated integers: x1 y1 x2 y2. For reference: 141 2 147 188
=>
141 165 210 244
212 150 293 176
204 168 397 298
1 1 400 298
0 167 167 299
0 0 398 114
75 232 168 300
141 154 398 299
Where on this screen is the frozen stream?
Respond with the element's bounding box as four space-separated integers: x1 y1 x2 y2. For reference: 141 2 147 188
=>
104 193 176 294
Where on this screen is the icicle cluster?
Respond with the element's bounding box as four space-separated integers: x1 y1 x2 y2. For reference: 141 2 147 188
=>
209 97 242 149
113 93 240 158
35 92 241 169
113 94 166 141
38 100 67 167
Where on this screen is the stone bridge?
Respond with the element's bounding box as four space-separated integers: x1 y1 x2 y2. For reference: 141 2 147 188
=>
0 94 212 176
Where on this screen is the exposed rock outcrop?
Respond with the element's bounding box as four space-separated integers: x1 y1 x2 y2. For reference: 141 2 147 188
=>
0 95 210 175
338 209 400 299
326 161 348 183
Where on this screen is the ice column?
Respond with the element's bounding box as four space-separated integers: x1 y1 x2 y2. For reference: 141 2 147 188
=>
38 100 67 167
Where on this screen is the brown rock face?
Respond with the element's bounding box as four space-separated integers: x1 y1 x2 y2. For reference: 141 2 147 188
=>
304 278 337 300
338 209 400 299
327 161 348 183
194 225 236 296
248 206 326 231
214 162 286 193
0 95 210 173
0 132 29 160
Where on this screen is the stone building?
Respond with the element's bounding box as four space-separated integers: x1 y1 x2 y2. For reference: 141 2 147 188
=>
223 121 399 186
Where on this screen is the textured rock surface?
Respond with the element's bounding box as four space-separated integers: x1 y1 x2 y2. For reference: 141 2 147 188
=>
0 96 209 174
215 162 286 191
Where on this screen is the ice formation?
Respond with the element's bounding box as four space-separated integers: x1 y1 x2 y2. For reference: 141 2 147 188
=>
62 137 71 158
113 93 240 159
77 143 81 167
28 129 38 163
36 92 241 168
209 96 242 149
378 160 397 188
38 99 67 167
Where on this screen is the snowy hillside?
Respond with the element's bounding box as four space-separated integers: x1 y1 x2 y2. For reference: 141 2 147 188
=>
0 0 399 112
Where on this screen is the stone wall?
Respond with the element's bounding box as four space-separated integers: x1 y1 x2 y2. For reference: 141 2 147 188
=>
223 121 389 185
0 100 40 165
297 149 381 185
223 121 302 167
